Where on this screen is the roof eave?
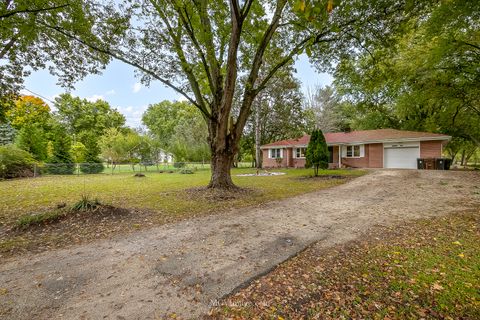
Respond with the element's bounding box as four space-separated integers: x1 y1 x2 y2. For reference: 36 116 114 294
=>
260 136 451 148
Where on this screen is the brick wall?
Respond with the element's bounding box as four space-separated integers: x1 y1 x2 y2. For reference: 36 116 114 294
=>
341 144 383 168
262 148 288 168
420 141 443 158
292 158 306 168
342 144 369 168
368 143 383 168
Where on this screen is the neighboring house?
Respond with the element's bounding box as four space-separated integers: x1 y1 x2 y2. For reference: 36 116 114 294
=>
261 129 451 169
157 150 174 163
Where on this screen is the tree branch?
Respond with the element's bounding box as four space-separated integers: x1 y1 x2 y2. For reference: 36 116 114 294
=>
0 4 69 19
234 0 288 139
241 0 254 19
0 33 18 59
230 0 241 23
38 21 211 118
174 3 215 92
150 0 210 116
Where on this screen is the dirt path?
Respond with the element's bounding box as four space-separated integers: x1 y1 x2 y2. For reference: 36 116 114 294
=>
1 170 478 319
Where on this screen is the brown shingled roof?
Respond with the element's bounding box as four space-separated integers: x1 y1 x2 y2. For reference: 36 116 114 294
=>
261 129 450 148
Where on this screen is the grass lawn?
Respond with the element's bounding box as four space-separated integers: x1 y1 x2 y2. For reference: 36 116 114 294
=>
209 212 480 319
0 168 364 256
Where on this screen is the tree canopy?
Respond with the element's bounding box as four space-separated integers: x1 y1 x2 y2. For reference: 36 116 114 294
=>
142 100 210 162
334 0 480 150
0 0 125 102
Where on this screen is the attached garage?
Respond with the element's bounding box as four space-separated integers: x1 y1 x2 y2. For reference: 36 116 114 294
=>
383 142 420 169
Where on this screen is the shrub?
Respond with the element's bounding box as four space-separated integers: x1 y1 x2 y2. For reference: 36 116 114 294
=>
48 127 75 175
16 210 65 228
79 162 104 174
0 145 35 179
79 133 104 174
46 162 76 175
71 195 101 212
179 168 194 174
15 124 48 161
275 157 283 167
173 162 186 168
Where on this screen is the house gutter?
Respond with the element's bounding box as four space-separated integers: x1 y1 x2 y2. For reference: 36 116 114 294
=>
260 136 451 149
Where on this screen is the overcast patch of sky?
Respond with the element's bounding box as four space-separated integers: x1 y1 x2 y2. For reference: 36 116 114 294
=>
23 54 332 128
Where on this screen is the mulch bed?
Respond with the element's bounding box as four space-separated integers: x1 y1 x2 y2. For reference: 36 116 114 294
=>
0 205 153 258
184 186 262 201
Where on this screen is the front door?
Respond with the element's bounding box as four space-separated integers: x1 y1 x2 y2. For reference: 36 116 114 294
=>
328 146 334 163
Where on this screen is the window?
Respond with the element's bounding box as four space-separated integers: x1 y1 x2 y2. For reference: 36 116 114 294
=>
270 148 282 158
354 145 360 157
346 146 353 157
295 147 306 158
345 145 363 158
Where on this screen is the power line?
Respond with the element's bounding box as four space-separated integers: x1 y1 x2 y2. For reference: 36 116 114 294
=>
22 87 56 104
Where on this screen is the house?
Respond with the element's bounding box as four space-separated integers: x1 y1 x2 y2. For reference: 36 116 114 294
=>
261 129 451 169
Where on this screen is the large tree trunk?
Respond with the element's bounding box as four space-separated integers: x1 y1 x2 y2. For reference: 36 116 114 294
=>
208 150 236 189
206 115 240 190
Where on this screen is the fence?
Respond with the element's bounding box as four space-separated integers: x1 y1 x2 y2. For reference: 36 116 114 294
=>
30 162 254 177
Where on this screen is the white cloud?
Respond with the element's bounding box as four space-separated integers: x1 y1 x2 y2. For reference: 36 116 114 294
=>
86 94 105 102
132 82 142 93
105 89 116 95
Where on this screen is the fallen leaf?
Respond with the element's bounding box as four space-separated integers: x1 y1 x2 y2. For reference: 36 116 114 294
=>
432 283 444 291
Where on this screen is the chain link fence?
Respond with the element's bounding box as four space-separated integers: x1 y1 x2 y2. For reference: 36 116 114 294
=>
30 162 254 177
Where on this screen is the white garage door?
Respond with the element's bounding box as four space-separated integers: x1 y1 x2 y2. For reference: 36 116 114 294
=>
384 145 420 169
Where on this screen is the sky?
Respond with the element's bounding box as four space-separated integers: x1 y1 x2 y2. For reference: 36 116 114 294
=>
22 54 333 128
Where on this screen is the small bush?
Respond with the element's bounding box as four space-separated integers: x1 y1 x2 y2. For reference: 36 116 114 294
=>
179 168 194 174
79 162 104 174
71 195 101 212
47 127 75 175
0 145 35 179
16 210 65 228
173 162 186 168
46 162 76 175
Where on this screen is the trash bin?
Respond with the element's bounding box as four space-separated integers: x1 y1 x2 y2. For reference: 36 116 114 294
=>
424 158 436 170
435 158 445 170
444 158 452 170
417 158 425 169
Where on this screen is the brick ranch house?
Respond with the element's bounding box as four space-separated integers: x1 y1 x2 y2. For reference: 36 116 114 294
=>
261 129 451 169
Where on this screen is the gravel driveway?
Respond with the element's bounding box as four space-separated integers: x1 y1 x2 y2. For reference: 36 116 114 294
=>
1 170 478 319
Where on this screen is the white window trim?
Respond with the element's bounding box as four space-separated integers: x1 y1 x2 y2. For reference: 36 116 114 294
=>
294 147 306 159
343 144 365 158
269 148 283 159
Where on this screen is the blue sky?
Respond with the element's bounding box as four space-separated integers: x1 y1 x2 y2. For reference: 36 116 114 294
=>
23 54 332 128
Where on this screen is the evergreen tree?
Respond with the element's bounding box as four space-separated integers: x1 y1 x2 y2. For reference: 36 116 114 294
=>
79 133 104 174
47 127 75 175
15 125 48 161
0 123 16 145
306 129 329 176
